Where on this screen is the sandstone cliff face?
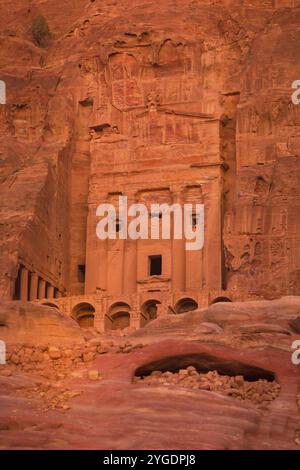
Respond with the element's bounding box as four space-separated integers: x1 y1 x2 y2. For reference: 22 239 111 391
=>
224 7 300 297
0 0 299 299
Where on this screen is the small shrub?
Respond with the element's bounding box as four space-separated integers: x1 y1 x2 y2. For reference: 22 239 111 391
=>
30 15 51 47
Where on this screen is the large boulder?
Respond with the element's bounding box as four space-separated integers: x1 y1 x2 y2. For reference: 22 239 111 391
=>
202 297 300 328
0 301 84 347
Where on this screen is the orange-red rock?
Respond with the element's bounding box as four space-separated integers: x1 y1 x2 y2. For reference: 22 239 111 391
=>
0 0 300 451
0 1 299 330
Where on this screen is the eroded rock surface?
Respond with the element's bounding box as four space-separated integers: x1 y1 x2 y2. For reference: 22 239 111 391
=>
0 301 84 347
0 0 300 302
0 0 300 452
0 298 300 450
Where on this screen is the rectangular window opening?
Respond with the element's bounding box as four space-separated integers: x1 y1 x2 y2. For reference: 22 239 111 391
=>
77 264 86 283
149 255 162 276
13 267 21 300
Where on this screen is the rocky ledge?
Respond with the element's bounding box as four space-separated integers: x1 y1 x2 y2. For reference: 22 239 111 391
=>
0 297 300 449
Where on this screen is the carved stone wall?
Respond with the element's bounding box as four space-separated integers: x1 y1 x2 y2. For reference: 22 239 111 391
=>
0 0 299 309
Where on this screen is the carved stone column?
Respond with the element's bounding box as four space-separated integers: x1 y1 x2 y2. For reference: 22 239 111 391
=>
129 294 140 329
86 199 105 294
93 297 105 333
20 267 29 301
38 278 46 299
29 272 38 300
204 176 222 290
171 186 186 292
156 303 165 317
123 191 137 295
47 284 54 298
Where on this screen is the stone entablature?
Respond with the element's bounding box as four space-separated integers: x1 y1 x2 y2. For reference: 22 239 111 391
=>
14 260 61 302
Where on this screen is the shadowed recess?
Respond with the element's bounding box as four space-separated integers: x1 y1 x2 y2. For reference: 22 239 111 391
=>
134 353 275 382
72 302 95 328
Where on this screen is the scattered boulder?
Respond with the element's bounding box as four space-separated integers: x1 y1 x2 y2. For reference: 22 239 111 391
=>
88 370 100 381
83 351 96 362
134 367 281 406
48 347 61 360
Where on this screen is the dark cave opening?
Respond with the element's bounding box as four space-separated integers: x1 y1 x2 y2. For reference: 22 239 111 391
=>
134 353 275 382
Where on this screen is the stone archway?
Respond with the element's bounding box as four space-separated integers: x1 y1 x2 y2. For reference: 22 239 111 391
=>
140 300 161 327
42 302 60 310
174 298 198 314
105 302 131 331
211 296 232 305
72 302 95 328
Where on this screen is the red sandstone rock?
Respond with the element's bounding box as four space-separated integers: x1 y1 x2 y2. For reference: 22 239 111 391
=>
0 301 84 347
48 347 61 360
0 299 299 450
0 0 300 452
0 0 299 331
87 370 100 381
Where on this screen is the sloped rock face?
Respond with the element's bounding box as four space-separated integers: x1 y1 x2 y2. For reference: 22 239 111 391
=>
0 301 84 347
132 296 300 343
0 1 300 299
0 298 299 449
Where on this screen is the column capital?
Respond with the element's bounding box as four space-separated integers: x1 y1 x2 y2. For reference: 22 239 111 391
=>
171 184 185 203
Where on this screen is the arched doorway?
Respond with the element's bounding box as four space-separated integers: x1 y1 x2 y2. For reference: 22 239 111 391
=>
211 296 232 305
72 302 95 328
174 298 198 314
140 300 161 327
42 302 60 310
105 302 131 331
